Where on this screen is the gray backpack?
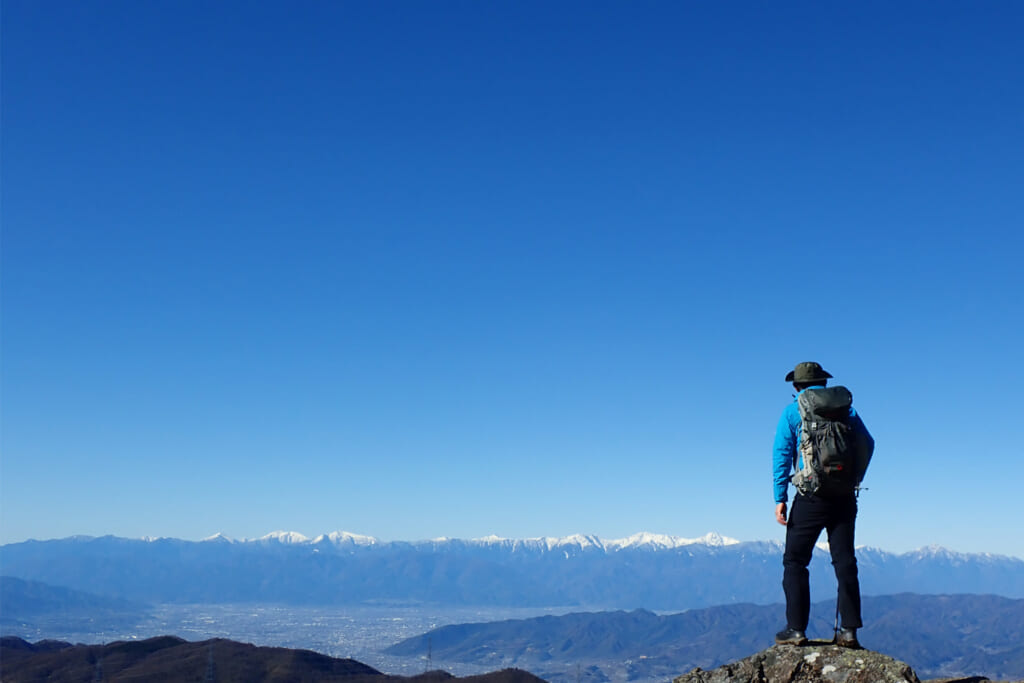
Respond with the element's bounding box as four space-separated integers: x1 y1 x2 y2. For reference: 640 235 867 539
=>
792 386 865 497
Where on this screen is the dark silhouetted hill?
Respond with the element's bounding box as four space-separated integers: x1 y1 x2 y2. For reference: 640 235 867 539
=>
0 635 548 683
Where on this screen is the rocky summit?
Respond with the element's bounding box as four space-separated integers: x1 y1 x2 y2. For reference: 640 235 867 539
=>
674 644 920 683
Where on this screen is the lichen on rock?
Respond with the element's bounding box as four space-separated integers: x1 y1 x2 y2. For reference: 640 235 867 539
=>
674 644 921 683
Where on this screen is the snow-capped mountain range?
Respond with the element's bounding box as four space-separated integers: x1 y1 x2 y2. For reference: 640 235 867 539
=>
201 530 740 551
3 531 1022 610
182 530 1008 561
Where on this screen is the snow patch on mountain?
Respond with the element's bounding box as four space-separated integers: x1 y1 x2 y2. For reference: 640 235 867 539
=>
551 534 605 550
472 534 509 545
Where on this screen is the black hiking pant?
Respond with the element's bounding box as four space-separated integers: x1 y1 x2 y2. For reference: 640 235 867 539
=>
783 491 862 632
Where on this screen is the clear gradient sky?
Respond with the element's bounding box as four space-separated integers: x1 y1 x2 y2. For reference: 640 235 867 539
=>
2 1 1022 557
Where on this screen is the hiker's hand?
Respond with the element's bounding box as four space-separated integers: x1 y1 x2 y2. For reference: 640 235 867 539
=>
775 502 788 526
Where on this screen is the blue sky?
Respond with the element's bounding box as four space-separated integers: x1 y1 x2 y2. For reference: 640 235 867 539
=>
2 1 1023 558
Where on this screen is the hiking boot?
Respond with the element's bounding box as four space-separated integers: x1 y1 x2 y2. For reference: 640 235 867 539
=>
774 628 807 645
835 627 861 649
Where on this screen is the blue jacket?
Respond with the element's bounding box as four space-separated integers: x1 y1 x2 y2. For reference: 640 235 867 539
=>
772 388 873 503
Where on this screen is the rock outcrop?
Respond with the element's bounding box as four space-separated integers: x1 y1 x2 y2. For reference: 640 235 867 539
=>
675 644 921 683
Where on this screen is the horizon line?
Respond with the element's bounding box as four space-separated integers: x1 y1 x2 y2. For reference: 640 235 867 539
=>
3 530 1021 560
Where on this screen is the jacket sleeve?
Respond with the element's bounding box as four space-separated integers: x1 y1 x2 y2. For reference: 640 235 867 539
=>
849 408 874 484
772 407 797 503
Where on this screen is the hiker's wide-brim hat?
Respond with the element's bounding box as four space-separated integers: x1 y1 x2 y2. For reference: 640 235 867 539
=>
785 361 833 383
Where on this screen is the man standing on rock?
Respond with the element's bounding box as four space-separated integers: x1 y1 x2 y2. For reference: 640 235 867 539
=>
772 362 874 648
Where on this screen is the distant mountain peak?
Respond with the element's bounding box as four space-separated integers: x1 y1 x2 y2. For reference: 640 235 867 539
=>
606 531 741 550
201 533 235 543
257 531 310 544
314 531 379 546
694 531 740 547
550 533 604 549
